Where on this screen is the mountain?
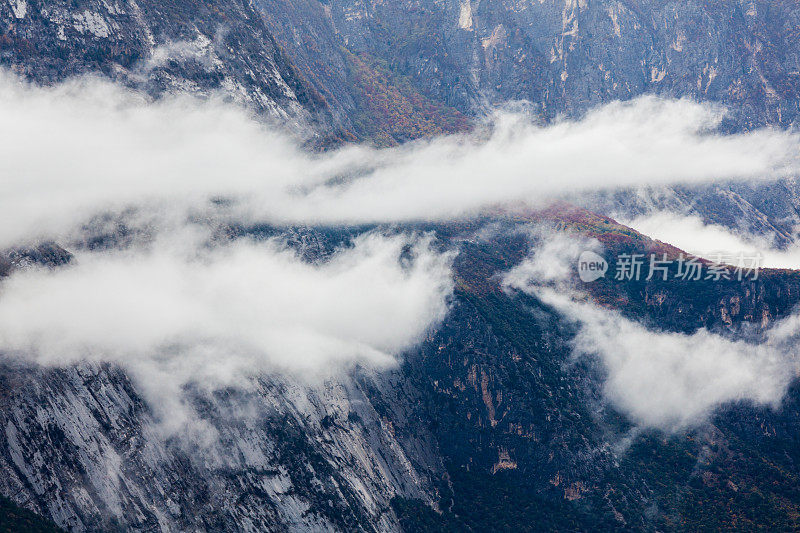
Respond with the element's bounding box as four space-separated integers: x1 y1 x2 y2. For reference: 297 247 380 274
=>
5 0 798 141
0 0 334 136
265 0 800 129
3 211 800 531
5 0 798 227
3 0 800 531
259 0 800 234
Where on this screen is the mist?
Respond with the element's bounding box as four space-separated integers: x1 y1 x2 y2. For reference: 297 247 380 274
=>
0 231 454 433
1 70 799 247
624 211 800 269
502 232 800 431
4 70 800 433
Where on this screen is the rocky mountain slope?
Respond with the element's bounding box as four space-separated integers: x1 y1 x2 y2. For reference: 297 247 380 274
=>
0 0 332 134
254 0 800 233
7 0 797 141
0 360 443 531
264 0 800 131
3 0 800 530
4 212 800 531
9 0 794 230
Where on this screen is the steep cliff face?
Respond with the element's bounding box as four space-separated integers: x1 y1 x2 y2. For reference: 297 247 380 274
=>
276 0 800 239
4 0 797 140
307 0 800 128
0 360 443 531
252 0 800 153
0 0 328 130
254 0 471 144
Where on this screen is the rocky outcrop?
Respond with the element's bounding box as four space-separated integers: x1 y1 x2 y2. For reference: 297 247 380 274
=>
0 360 443 531
0 0 327 130
305 0 800 129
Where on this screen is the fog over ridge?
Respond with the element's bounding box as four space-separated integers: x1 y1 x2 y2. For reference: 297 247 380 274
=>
1 70 799 247
623 211 800 269
3 71 800 436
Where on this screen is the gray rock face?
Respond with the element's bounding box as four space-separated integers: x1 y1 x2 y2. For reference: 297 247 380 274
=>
0 0 326 128
0 360 443 531
4 0 797 139
313 0 800 128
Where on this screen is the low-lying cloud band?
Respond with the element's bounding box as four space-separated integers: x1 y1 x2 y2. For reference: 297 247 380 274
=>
1 71 799 247
502 233 800 432
0 231 454 433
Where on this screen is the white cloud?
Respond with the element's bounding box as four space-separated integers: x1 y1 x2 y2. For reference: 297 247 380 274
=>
503 233 800 431
546 289 794 431
140 36 217 73
1 71 799 247
501 230 601 290
3 70 800 435
0 231 454 433
623 211 800 269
